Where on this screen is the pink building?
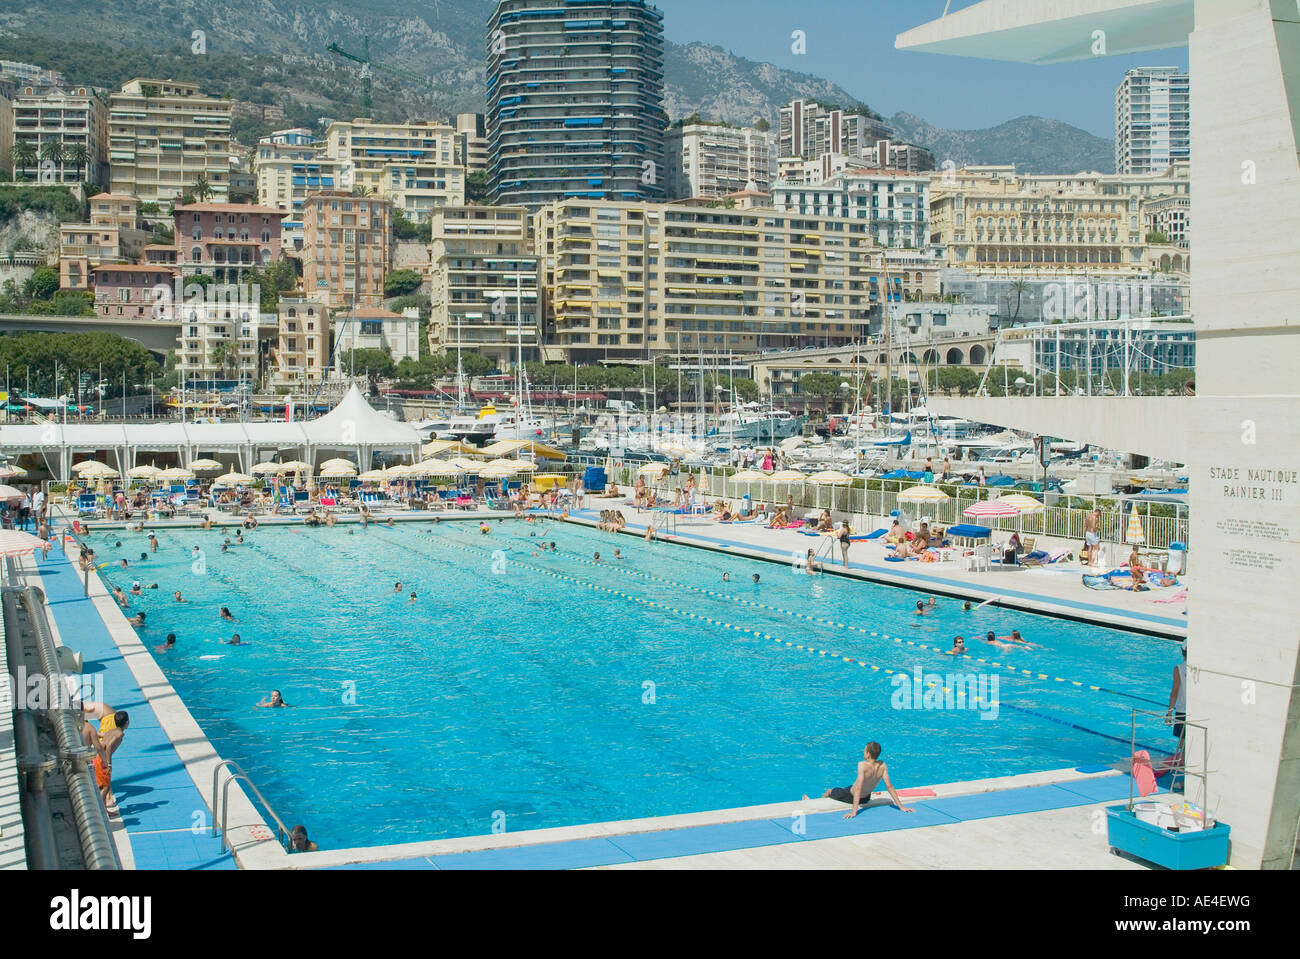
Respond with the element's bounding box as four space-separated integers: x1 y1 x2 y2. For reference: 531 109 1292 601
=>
173 202 285 283
92 264 179 320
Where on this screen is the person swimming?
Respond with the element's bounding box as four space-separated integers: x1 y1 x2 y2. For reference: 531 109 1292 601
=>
154 633 176 653
915 598 936 615
258 690 288 708
126 611 146 627
219 606 234 620
962 601 973 612
409 591 417 602
173 590 185 602
722 572 731 583
394 582 403 593
946 636 968 655
223 634 243 645
752 573 760 584
981 630 1015 650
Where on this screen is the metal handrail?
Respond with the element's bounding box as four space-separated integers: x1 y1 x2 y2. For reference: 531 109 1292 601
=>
9 577 118 869
210 759 293 854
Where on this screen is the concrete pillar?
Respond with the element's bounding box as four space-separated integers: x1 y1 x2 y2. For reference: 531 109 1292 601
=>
1186 0 1300 868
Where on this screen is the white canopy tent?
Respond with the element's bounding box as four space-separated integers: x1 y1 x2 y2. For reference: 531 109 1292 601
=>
0 386 421 480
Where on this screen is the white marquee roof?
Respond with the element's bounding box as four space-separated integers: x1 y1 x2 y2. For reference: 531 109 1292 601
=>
0 385 421 458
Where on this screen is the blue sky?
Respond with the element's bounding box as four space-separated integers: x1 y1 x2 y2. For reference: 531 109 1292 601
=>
649 0 1189 138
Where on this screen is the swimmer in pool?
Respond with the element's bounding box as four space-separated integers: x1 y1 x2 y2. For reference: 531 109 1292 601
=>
945 636 969 656
409 592 417 602
219 606 234 620
962 601 973 612
752 573 760 584
593 552 601 562
613 548 622 560
257 690 288 708
914 598 936 615
126 611 146 627
154 633 176 654
981 630 1015 651
173 590 185 603
394 582 403 593
223 634 243 645
722 572 731 583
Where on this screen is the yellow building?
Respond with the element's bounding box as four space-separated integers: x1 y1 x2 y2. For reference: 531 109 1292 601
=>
274 296 332 388
427 205 539 369
108 79 232 205
300 191 391 310
322 118 463 220
928 164 1189 273
531 198 939 364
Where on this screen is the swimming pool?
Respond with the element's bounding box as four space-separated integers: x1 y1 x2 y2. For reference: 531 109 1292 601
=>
89 519 1181 850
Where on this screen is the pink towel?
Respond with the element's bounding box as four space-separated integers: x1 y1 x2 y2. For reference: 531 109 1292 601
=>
1132 750 1157 797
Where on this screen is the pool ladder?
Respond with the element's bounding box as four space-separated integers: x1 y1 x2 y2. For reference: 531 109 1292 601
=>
211 760 294 855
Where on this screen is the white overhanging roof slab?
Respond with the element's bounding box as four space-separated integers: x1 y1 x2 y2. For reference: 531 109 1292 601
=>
896 0 1194 63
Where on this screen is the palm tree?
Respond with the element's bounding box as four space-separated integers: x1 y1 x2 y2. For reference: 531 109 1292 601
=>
193 174 213 202
12 140 36 181
67 143 89 181
39 139 66 183
1009 276 1031 324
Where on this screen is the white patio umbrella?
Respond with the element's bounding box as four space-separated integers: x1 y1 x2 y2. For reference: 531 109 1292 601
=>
251 462 284 475
421 439 481 457
357 469 390 482
187 458 224 472
0 484 24 501
414 459 464 476
72 460 117 477
0 463 26 478
279 461 314 474
319 465 359 479
487 458 536 472
805 469 854 510
319 458 357 472
127 465 161 480
897 484 950 503
156 467 195 482
213 472 254 486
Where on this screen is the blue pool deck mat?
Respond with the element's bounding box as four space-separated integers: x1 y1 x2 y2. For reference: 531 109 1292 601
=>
31 550 237 870
325 772 1152 871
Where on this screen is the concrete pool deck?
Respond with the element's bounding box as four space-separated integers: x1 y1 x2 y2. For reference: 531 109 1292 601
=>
20 507 1177 870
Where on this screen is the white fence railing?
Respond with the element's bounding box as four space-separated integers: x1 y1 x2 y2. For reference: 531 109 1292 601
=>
607 462 1189 551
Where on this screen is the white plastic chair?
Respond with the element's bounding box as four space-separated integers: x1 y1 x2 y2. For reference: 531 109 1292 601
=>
967 544 991 573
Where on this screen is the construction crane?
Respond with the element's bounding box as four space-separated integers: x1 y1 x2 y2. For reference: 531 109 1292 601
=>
326 37 433 117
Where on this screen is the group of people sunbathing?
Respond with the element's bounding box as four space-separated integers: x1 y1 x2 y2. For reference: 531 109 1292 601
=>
885 520 947 557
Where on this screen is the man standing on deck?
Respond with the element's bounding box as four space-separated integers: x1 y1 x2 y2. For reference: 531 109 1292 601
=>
1084 509 1101 567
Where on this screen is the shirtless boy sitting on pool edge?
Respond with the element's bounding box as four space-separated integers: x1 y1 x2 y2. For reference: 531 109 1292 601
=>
804 741 915 818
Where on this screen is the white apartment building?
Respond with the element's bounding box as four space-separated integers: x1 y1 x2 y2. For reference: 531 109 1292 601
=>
10 85 109 184
323 118 461 209
108 79 233 205
455 113 488 175
1115 66 1190 175
773 168 930 249
664 123 777 200
778 99 891 163
382 159 466 222
255 128 342 251
175 296 270 385
333 305 422 365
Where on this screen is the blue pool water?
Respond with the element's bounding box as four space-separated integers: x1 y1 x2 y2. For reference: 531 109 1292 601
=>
88 519 1181 850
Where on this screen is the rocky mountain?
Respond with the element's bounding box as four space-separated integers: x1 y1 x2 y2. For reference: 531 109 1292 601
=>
0 0 1113 171
888 112 1115 174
